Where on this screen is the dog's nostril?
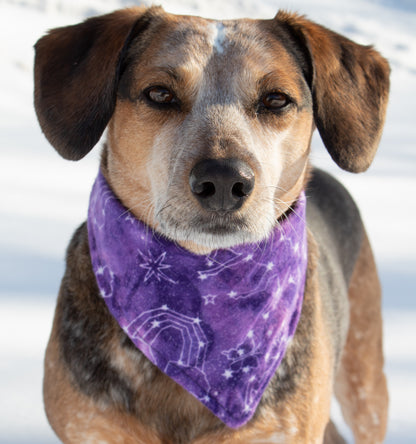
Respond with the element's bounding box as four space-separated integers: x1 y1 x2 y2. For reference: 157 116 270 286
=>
196 182 216 198
232 182 246 198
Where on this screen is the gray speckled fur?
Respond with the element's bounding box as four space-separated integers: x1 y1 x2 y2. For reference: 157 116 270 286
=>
307 168 363 367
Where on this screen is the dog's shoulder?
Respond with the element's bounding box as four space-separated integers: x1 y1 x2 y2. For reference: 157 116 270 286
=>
63 222 93 282
306 168 364 283
306 168 366 362
56 223 138 408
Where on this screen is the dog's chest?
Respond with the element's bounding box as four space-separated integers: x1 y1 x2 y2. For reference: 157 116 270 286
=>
110 337 305 443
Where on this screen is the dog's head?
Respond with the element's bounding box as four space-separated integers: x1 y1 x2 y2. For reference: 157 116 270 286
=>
34 7 389 251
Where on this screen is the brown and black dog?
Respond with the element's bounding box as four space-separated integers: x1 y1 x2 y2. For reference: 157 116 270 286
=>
34 6 390 444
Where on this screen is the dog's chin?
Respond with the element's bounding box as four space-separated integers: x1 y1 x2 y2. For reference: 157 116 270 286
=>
158 215 274 251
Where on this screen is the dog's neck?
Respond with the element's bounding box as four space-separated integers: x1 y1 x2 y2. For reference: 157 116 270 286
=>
87 170 308 428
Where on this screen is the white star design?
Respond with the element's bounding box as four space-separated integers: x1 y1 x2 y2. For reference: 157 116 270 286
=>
228 290 237 298
203 294 217 305
198 341 205 348
266 262 274 271
247 330 254 339
223 369 233 379
193 317 202 324
138 251 177 284
151 320 161 329
244 254 254 262
288 275 295 284
243 366 251 373
199 273 208 280
262 312 270 320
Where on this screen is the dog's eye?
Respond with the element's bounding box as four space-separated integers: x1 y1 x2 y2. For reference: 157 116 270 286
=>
145 86 176 105
261 92 290 110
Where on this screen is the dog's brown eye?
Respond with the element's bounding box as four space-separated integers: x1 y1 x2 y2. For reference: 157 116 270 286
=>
262 92 290 110
145 86 176 105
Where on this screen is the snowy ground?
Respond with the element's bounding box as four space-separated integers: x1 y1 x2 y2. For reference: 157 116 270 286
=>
0 0 415 442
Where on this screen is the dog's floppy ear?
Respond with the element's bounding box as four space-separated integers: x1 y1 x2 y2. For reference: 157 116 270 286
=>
274 12 390 173
34 7 161 160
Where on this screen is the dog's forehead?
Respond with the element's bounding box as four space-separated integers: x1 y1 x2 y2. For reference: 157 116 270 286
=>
159 16 248 46
146 16 295 73
120 14 307 105
208 21 228 54
167 17 262 53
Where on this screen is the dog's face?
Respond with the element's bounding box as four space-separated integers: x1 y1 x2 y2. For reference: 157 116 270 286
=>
107 16 313 250
34 7 390 252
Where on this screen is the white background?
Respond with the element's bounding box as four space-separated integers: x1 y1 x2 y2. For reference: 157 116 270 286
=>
0 0 415 442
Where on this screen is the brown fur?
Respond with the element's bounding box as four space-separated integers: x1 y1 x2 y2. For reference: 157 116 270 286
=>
335 231 388 443
34 6 390 443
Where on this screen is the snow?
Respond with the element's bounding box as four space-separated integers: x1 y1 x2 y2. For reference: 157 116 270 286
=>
0 0 415 442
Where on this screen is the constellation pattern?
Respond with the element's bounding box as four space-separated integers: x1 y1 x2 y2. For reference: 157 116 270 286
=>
197 250 245 280
137 250 178 284
87 171 308 428
124 305 211 393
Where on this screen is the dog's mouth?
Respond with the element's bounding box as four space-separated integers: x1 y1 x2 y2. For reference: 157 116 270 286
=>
193 213 250 235
157 208 273 250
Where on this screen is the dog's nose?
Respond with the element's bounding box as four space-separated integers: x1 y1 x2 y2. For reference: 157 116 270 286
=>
189 158 255 212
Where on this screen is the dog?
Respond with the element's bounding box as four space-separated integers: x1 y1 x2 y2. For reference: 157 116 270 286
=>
34 6 390 443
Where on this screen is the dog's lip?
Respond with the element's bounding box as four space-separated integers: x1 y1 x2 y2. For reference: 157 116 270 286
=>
192 213 250 235
198 222 240 235
206 209 235 217
159 212 249 235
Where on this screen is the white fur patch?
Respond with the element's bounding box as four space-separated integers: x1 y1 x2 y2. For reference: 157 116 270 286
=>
209 22 227 54
250 432 287 443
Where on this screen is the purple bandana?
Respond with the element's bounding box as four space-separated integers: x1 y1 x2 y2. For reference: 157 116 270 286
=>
87 171 307 428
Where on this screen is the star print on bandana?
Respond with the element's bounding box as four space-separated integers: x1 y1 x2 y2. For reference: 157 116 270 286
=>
202 294 217 305
87 171 307 429
138 250 178 284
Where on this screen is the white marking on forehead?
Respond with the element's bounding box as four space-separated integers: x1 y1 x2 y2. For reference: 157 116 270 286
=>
249 432 287 443
209 22 228 54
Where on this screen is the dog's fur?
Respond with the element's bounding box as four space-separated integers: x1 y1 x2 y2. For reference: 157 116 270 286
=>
34 7 390 443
